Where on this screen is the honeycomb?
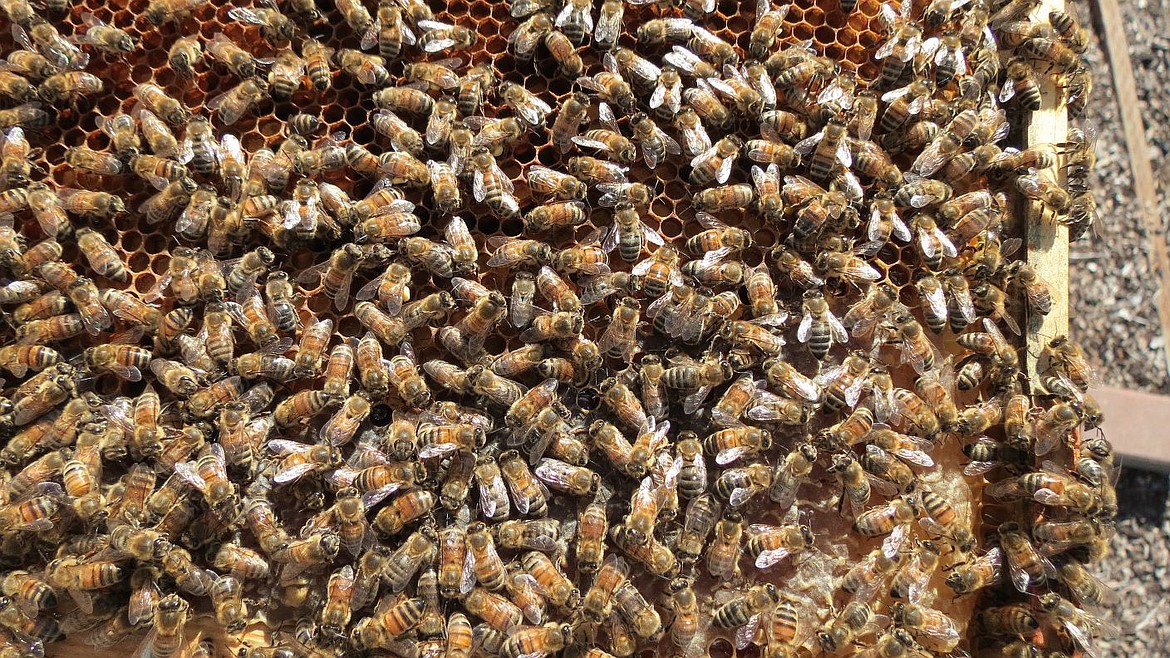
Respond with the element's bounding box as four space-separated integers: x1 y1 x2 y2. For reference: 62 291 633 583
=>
0 0 1109 657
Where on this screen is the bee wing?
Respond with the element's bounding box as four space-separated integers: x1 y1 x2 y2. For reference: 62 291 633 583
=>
359 18 381 50
881 522 909 559
794 132 823 156
694 211 728 230
690 144 717 168
80 304 113 336
729 486 757 508
917 227 939 260
1003 544 1035 593
227 6 266 25
751 163 778 194
360 483 403 508
892 445 934 467
935 227 958 257
642 222 665 246
207 90 243 126
754 547 792 569
796 311 813 343
735 613 763 650
835 138 853 167
661 131 682 155
827 311 849 342
173 459 207 490
684 386 713 416
715 154 734 184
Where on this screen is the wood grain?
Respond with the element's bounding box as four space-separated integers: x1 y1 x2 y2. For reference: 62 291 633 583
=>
1023 0 1070 388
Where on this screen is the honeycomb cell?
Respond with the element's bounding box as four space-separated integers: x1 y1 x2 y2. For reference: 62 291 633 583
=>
500 218 524 237
848 12 873 31
241 131 265 153
336 105 356 126
469 3 490 21
792 22 815 40
143 233 168 255
858 29 881 47
128 251 150 272
120 230 143 252
134 272 157 294
338 315 361 337
130 65 154 84
887 262 912 288
94 374 122 396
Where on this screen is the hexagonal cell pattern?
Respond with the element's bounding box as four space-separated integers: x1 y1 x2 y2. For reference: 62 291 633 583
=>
0 0 1096 657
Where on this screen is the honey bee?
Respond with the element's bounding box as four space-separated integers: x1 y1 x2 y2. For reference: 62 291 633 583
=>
713 583 779 648
594 297 641 363
791 119 850 183
979 603 1040 637
888 602 960 653
0 102 48 130
84 343 152 382
703 508 745 579
991 521 1058 592
227 5 294 43
17 183 69 239
207 77 267 126
745 0 792 57
745 522 814 571
752 443 816 514
690 136 741 185
793 290 847 360
1039 593 1120 657
853 496 917 559
261 50 305 101
204 32 260 80
497 449 547 517
942 546 1003 596
133 82 188 126
500 623 572 658
174 443 238 517
351 596 425 650
1057 560 1120 611
537 29 581 77
417 20 476 53
94 113 141 160
145 0 204 24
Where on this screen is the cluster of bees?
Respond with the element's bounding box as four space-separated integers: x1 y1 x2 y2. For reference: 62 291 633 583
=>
0 0 1116 656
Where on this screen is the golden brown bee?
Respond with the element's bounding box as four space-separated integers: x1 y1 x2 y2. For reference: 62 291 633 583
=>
689 136 741 186
206 77 267 126
1 571 56 619
713 583 779 631
793 120 850 183
499 623 571 658
204 32 259 80
940 543 1003 597
83 343 152 382
66 229 127 283
814 601 883 653
542 29 582 77
24 183 69 239
36 69 101 107
162 35 202 81
0 102 49 130
351 595 425 650
94 113 139 158
887 603 958 653
132 83 188 127
208 575 248 635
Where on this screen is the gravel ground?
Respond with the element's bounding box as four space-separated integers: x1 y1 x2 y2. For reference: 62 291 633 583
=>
1067 0 1169 392
1065 0 1170 654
